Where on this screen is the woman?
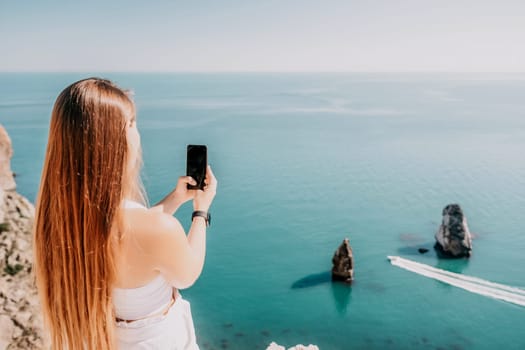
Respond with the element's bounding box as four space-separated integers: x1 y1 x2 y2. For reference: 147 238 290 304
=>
33 77 217 349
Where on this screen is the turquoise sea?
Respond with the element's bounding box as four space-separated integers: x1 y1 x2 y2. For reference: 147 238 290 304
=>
1 73 524 350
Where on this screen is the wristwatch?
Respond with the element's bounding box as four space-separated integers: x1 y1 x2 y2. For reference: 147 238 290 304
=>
192 210 211 227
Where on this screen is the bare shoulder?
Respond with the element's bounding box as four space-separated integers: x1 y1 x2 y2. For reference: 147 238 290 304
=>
119 204 204 289
121 207 186 252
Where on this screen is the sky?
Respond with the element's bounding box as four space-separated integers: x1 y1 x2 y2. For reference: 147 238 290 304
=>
1 0 524 72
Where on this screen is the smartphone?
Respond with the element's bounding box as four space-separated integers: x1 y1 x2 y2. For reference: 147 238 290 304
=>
186 145 207 190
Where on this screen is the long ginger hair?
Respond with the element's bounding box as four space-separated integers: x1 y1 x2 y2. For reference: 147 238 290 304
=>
34 78 144 349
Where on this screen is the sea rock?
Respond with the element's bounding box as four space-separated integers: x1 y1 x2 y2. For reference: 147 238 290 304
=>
331 238 354 283
0 124 47 349
288 345 319 350
266 342 319 350
0 125 16 192
266 343 285 350
434 204 473 258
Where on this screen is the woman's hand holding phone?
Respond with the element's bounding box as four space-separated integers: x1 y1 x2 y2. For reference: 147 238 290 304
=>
153 176 197 215
154 146 216 216
172 175 198 205
193 165 217 212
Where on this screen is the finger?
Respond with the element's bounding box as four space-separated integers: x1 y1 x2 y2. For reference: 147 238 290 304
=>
206 165 215 178
203 180 216 193
180 176 197 186
202 167 210 185
206 165 217 185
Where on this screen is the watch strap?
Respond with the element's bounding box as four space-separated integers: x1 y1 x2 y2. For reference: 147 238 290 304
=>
192 210 211 227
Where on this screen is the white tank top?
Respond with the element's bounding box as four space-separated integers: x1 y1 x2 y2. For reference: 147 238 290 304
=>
113 274 174 321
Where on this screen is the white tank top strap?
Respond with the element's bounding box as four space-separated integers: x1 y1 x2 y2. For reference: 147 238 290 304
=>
123 199 147 209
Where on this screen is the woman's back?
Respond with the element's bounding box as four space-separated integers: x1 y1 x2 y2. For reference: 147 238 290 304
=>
113 200 173 320
113 200 201 349
113 200 162 290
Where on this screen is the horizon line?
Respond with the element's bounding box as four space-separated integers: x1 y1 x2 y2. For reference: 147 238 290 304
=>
1 70 525 74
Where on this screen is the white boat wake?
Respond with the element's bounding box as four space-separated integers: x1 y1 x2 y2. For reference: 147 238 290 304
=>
387 256 525 307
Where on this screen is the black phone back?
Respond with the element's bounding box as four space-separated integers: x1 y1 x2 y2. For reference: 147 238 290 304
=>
186 145 207 190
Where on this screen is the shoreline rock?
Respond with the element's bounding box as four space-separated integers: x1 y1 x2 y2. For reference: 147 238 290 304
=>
434 204 473 258
0 124 47 349
0 125 16 192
